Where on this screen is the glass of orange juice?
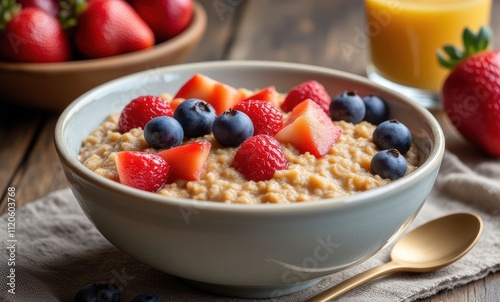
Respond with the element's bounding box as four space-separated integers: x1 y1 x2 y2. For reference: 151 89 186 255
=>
364 0 492 109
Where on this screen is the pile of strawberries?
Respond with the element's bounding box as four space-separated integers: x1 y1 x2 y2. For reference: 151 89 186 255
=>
0 0 193 63
115 74 345 192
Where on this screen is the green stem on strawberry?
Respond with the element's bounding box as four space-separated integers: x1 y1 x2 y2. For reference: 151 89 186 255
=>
58 0 87 29
438 26 493 70
0 0 20 31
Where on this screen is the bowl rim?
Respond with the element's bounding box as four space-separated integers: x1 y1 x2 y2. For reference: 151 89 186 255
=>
55 60 446 214
0 2 206 72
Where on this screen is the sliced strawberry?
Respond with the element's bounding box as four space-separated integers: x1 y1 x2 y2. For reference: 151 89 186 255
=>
118 95 174 133
174 73 242 115
281 80 331 114
158 141 211 182
174 73 216 103
275 99 342 157
232 135 288 182
116 151 170 192
210 82 243 114
169 97 185 111
240 86 280 107
233 99 284 136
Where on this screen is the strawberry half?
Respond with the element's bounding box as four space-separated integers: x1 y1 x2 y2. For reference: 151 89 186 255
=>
275 99 342 157
438 26 500 157
233 99 284 136
116 151 170 192
232 135 288 182
281 80 331 114
174 73 242 115
118 95 174 134
158 141 211 182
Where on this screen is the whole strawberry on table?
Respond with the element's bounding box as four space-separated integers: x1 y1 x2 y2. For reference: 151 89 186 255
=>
0 0 193 62
438 26 500 157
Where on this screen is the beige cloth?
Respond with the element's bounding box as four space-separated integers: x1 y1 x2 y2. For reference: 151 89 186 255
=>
1 150 499 302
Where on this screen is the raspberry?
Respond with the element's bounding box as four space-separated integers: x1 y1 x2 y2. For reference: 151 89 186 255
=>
233 99 284 136
281 80 331 114
118 95 173 133
232 135 288 181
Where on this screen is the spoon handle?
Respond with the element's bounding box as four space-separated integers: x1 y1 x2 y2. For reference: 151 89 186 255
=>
305 261 403 302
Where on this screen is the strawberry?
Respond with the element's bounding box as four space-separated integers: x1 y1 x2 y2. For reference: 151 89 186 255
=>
240 86 280 107
17 0 59 16
233 99 284 136
132 0 193 42
275 99 342 157
118 95 174 134
116 151 170 192
438 26 500 157
158 141 211 182
169 97 185 111
174 73 243 115
281 80 331 114
0 3 70 62
74 0 155 59
232 134 288 182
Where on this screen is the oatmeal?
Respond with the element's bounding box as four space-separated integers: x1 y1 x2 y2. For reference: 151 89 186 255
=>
79 114 419 204
78 76 420 204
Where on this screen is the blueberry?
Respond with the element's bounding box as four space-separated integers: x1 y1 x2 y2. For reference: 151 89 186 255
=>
371 149 407 180
174 98 216 138
132 293 160 302
212 109 254 147
329 91 366 124
144 116 184 149
74 282 120 302
372 119 412 154
362 95 389 125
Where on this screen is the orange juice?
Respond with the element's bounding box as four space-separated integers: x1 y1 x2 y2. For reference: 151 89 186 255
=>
365 0 491 91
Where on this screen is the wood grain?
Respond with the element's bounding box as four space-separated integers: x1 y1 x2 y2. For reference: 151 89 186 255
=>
0 102 43 213
229 0 367 74
185 0 248 62
9 116 68 207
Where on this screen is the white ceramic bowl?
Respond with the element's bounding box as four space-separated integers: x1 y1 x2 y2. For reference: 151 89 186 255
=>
55 61 445 298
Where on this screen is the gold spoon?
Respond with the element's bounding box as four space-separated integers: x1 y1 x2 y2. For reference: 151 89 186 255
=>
306 212 483 302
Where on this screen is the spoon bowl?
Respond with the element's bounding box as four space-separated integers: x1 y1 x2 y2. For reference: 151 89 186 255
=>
307 212 483 302
392 212 483 271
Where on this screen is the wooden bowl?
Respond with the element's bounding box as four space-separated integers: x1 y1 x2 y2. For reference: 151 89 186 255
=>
0 2 206 112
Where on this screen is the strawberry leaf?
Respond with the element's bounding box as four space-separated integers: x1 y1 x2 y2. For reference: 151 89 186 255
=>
443 45 462 61
58 0 88 29
476 26 492 51
438 26 492 70
0 0 20 31
436 52 454 69
463 28 477 55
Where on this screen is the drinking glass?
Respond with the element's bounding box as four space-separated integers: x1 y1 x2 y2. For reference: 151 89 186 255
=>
364 0 492 109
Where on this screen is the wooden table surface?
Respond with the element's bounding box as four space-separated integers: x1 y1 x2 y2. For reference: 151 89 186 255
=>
1 0 499 301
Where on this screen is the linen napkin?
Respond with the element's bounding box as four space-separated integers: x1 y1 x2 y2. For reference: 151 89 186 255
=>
1 150 499 302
